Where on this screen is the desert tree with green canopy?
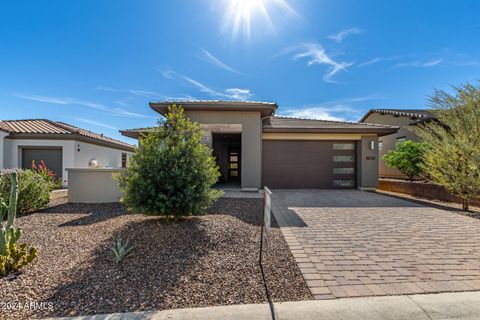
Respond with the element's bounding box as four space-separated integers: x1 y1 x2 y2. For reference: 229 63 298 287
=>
414 83 480 211
117 105 222 217
383 140 430 181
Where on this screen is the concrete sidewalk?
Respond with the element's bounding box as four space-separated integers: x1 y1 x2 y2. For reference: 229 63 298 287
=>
51 291 480 320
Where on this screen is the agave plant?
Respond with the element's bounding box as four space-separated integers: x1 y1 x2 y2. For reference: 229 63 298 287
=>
110 238 134 265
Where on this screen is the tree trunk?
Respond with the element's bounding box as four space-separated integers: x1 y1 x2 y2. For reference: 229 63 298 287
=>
462 198 469 212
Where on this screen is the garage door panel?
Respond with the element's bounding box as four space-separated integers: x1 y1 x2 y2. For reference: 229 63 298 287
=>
22 148 63 180
262 140 356 189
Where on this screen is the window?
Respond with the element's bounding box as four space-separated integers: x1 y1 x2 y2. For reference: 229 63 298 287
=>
333 143 355 150
379 141 383 151
333 155 355 162
121 153 127 168
396 136 406 143
333 180 355 187
333 167 355 175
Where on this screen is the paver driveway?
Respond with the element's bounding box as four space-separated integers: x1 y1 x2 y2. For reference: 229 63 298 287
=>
271 190 480 300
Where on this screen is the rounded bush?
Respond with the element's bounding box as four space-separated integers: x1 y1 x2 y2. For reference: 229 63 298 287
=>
117 105 222 217
0 169 52 214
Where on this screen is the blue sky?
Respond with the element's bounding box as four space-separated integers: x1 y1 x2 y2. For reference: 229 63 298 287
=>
1 0 479 143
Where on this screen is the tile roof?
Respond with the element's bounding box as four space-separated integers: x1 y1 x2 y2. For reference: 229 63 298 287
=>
264 116 398 130
0 119 134 151
360 109 434 122
157 99 278 106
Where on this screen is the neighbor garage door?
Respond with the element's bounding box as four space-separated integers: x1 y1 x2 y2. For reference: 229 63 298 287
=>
22 148 63 180
262 140 356 189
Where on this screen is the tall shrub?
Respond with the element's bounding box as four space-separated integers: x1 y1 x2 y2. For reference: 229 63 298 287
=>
117 105 222 217
0 170 52 213
383 140 429 181
414 83 480 211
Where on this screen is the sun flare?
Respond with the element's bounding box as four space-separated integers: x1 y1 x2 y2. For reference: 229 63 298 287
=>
221 0 300 40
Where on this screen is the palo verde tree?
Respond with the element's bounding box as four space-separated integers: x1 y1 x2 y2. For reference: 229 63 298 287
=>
117 105 222 217
414 83 480 211
383 140 430 181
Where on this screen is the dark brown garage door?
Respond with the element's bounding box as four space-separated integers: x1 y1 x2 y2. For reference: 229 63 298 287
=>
262 140 356 189
22 147 63 180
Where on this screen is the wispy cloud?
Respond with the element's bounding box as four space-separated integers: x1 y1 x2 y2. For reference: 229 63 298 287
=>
160 69 253 100
95 86 162 98
327 28 364 43
14 93 150 118
357 57 381 68
278 95 384 121
197 48 245 75
282 42 353 83
393 58 443 68
72 117 119 130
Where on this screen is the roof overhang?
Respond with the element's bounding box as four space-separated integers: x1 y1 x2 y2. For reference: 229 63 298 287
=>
119 128 156 140
262 127 399 137
150 101 278 118
6 133 135 152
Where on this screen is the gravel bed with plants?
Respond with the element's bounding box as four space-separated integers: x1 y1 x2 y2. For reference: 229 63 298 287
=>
0 197 311 319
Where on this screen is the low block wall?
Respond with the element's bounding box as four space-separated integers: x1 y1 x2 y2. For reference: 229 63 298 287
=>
378 178 480 206
66 168 125 203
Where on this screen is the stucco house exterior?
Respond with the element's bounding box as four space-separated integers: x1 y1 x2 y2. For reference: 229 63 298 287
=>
0 119 134 186
360 109 434 179
121 101 398 190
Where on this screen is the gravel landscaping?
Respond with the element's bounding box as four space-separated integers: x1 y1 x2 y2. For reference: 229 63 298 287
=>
0 197 311 319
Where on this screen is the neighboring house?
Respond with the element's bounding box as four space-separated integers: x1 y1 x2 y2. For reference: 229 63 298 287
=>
121 101 398 190
0 119 135 186
360 109 435 179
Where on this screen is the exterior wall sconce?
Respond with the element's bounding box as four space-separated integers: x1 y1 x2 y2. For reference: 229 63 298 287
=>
369 141 375 150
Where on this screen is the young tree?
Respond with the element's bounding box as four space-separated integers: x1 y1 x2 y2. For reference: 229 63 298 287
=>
117 105 222 217
383 140 429 181
414 83 480 211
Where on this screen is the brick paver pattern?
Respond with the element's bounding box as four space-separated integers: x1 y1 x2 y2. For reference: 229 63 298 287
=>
271 190 480 300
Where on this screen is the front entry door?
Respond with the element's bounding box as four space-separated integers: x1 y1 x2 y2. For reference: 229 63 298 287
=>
228 147 240 182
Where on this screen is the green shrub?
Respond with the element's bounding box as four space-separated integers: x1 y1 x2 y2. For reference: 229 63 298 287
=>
117 105 222 217
0 172 38 277
383 140 430 181
0 170 51 214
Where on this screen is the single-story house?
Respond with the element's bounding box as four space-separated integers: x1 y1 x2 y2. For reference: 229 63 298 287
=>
121 101 398 190
0 119 135 186
360 109 435 178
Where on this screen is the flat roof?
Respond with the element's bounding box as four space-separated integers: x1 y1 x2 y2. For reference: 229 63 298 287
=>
150 100 278 118
119 127 156 139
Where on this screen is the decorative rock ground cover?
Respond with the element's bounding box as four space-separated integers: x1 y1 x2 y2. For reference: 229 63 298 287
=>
0 197 311 319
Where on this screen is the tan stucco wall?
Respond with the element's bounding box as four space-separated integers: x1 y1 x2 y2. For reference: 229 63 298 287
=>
199 124 242 147
356 136 379 189
67 168 124 203
262 133 375 140
363 113 420 179
185 110 262 189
